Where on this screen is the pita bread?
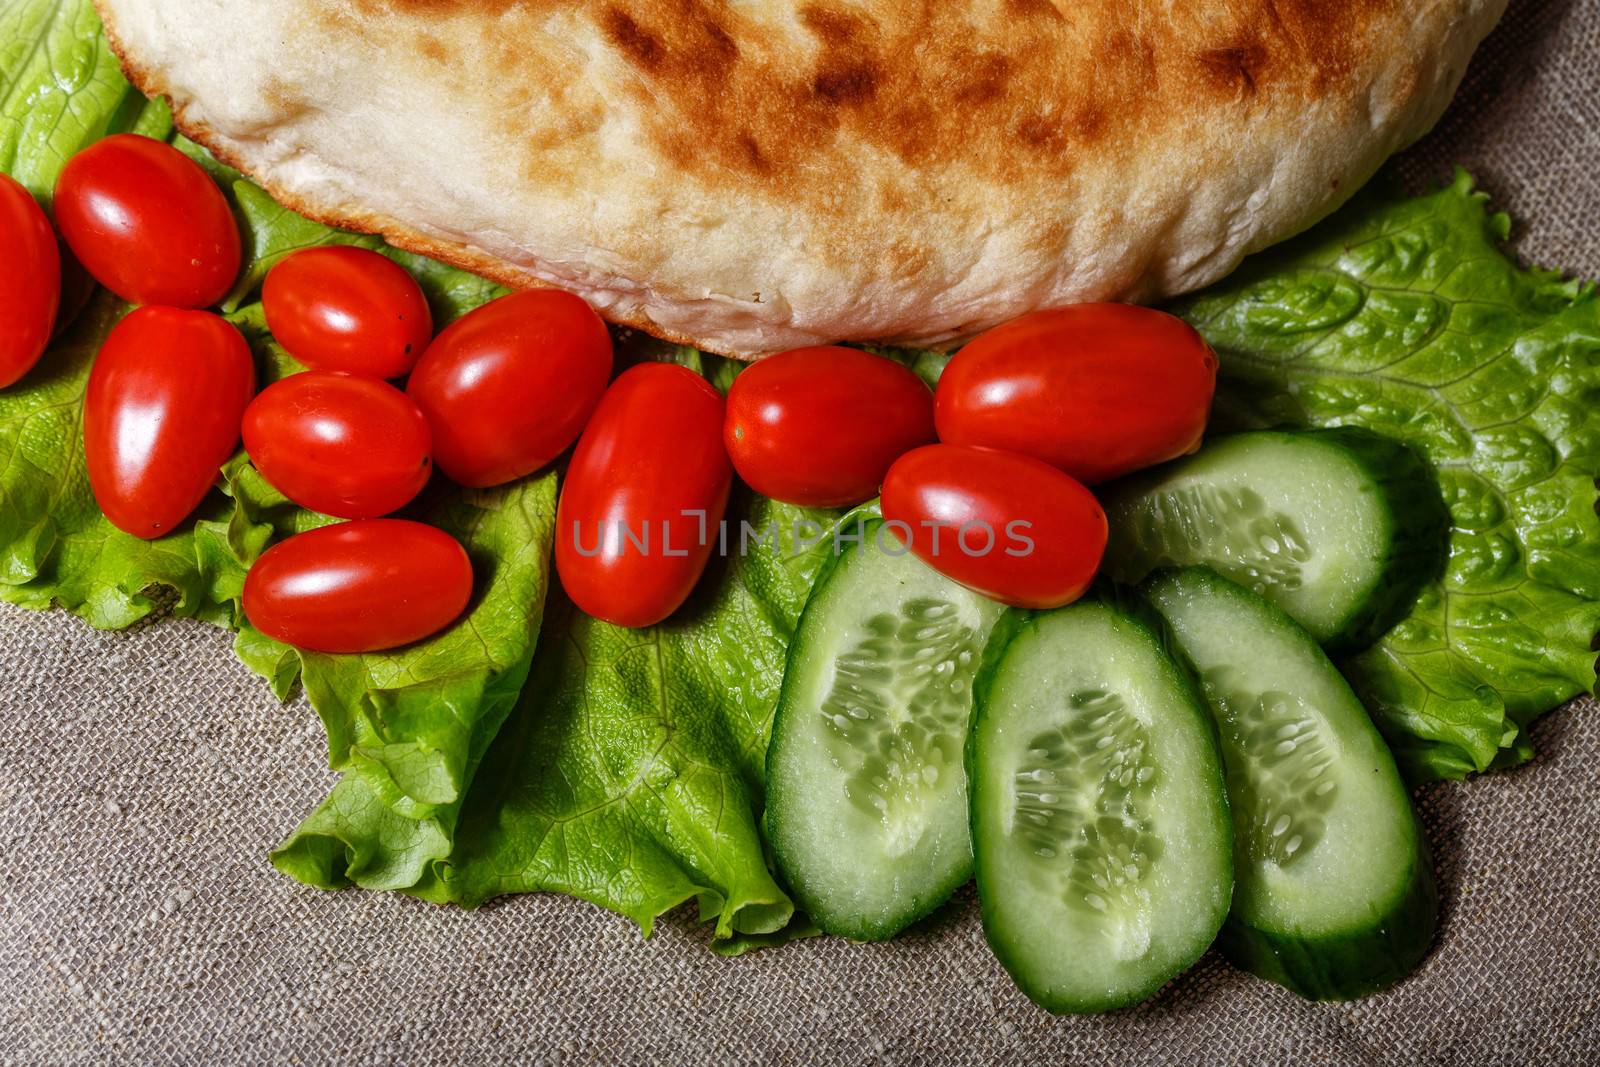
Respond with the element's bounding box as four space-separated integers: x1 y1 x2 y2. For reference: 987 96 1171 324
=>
95 0 1506 358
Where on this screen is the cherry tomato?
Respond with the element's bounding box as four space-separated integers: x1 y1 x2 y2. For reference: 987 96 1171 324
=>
0 173 61 388
242 520 472 654
935 304 1218 485
880 444 1107 610
84 307 255 539
54 134 241 308
723 346 935 507
555 363 732 628
407 289 612 488
263 247 433 378
243 372 433 519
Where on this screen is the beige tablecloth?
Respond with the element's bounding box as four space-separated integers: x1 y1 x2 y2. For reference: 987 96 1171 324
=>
2 1 1597 1062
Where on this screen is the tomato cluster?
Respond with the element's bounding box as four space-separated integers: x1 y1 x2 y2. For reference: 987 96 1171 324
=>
727 309 1216 610
0 135 620 653
3 132 1218 651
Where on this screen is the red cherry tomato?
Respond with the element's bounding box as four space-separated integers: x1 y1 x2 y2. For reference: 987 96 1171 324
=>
84 307 255 539
242 519 472 653
54 134 241 308
880 444 1107 610
407 289 612 488
935 304 1218 485
723 346 935 507
555 363 732 628
243 372 433 519
263 247 433 378
0 173 61 387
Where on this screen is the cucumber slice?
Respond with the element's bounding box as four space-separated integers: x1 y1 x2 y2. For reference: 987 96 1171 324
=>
767 521 1005 940
1144 567 1437 1000
969 598 1233 1013
1102 429 1447 652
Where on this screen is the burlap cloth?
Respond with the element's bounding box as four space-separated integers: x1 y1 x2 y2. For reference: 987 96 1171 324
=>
2 2 1597 1063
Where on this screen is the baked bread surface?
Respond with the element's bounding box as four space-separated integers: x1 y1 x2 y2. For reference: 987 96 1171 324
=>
96 0 1507 356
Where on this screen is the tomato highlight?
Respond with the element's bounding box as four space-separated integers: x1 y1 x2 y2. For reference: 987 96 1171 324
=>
880 444 1107 610
54 134 241 308
243 520 473 653
408 289 613 488
263 247 433 378
84 307 256 539
935 304 1217 485
724 346 936 507
243 371 433 519
555 362 732 628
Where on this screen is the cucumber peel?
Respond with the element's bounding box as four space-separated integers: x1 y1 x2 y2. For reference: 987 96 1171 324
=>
767 520 1004 940
968 595 1233 1013
1145 567 1438 1000
1104 429 1449 654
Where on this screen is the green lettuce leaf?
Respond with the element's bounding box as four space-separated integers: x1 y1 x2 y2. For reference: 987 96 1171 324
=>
0 0 561 889
1 307 556 867
0 0 163 201
203 232 556 850
0 293 233 627
0 277 559 857
275 487 845 942
220 461 559 877
1179 170 1600 781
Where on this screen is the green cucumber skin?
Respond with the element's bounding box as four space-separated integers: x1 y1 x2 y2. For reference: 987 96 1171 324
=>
967 596 1234 1014
1107 428 1450 655
777 854 972 944
766 517 982 942
1144 567 1440 1001
1217 818 1437 1001
770 835 972 943
1307 428 1449 653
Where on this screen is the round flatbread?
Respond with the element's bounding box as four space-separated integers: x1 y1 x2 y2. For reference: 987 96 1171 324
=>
96 0 1506 357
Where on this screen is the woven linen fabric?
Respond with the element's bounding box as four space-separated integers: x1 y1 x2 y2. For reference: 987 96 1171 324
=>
2 0 1597 1062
